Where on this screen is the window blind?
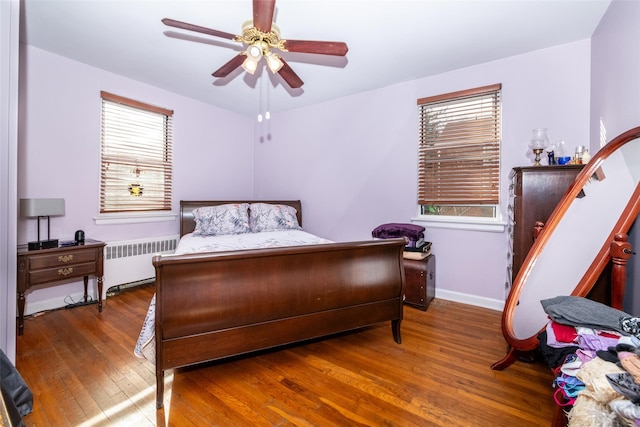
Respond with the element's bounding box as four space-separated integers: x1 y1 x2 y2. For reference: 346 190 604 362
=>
100 91 173 213
417 84 501 206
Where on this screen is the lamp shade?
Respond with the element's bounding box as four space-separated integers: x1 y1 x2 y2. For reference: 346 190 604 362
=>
265 52 283 73
20 198 65 217
241 56 259 75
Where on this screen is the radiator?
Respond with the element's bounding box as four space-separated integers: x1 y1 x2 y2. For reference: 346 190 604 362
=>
103 235 179 297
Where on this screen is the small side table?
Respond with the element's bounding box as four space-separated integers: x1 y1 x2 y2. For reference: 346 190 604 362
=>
403 255 436 311
17 239 105 335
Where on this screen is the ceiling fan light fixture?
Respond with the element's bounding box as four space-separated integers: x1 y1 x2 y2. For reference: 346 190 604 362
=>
265 52 283 73
246 43 263 60
241 56 259 74
242 41 267 75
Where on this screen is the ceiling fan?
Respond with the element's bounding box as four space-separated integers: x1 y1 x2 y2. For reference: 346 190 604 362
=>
162 0 349 89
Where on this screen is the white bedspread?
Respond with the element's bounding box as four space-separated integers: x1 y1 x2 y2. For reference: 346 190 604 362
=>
175 229 332 254
134 230 332 362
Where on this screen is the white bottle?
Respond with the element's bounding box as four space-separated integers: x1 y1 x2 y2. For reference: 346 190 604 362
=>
582 149 591 163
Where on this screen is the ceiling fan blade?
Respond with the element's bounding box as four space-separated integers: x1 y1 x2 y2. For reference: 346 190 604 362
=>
162 18 237 41
282 39 349 56
277 58 304 89
212 54 246 78
253 0 276 33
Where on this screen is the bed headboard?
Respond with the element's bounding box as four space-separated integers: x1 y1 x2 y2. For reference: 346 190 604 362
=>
179 200 303 237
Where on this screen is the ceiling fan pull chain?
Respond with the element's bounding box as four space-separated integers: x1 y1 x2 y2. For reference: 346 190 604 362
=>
265 75 271 121
257 73 264 122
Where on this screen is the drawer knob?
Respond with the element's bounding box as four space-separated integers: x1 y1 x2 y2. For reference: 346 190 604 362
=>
58 267 73 276
59 254 74 263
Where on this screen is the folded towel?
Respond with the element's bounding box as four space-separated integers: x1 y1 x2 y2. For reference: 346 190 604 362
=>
372 223 425 242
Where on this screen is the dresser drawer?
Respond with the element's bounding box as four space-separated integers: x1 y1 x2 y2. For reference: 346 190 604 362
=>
403 255 436 311
29 262 99 285
27 248 98 270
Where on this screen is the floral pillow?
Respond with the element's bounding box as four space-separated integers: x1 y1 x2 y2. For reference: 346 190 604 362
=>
192 203 251 236
249 203 302 233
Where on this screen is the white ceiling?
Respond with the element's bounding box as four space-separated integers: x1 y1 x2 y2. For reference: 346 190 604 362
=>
20 0 611 118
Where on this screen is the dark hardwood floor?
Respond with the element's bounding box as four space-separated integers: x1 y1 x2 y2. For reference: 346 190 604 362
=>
16 283 557 426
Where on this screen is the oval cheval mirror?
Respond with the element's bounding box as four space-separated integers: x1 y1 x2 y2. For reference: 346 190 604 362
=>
493 126 640 370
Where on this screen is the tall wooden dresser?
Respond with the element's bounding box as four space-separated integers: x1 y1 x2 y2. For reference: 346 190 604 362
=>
507 165 584 292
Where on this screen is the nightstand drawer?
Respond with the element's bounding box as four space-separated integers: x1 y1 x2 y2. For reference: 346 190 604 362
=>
28 248 98 270
29 262 99 285
403 255 436 311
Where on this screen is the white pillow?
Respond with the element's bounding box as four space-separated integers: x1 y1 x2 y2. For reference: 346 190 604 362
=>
192 203 250 236
249 203 301 233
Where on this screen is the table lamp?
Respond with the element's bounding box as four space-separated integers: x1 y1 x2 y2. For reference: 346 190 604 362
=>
20 198 65 250
529 128 549 166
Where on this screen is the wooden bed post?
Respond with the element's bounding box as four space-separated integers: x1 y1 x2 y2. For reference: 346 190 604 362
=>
155 264 165 410
609 233 633 310
392 319 402 344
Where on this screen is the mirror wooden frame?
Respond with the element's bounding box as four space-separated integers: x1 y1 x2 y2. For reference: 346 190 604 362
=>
493 126 640 370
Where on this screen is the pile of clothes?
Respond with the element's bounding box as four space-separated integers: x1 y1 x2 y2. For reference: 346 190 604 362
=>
538 296 640 427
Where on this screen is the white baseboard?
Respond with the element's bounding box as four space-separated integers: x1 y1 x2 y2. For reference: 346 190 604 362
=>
24 290 99 316
435 288 504 312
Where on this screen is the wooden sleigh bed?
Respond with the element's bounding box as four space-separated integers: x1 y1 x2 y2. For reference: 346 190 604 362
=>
151 200 406 409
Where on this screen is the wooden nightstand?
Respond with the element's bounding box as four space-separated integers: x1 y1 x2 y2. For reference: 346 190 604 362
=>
403 255 436 311
17 239 106 335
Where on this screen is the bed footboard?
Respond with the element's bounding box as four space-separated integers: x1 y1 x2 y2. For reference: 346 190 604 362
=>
153 238 406 409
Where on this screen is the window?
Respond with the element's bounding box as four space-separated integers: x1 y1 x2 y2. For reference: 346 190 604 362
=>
417 84 501 219
100 91 173 214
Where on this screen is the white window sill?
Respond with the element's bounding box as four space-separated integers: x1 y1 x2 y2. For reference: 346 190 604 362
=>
94 211 177 225
411 215 506 233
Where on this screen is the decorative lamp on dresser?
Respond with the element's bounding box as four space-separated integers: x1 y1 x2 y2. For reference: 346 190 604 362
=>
16 239 106 335
506 165 584 293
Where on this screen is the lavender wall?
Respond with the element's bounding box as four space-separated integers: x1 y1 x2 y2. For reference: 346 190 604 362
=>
18 45 254 313
255 40 592 306
589 0 640 315
590 0 640 148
